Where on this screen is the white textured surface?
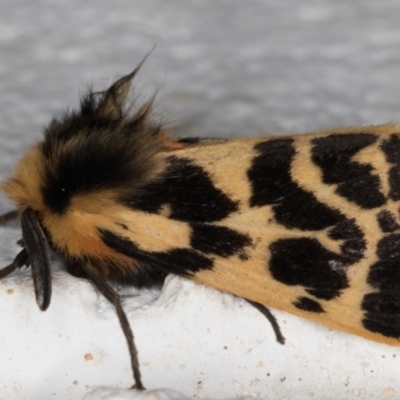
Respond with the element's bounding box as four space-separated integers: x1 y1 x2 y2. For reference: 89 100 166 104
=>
83 387 258 400
1 1 400 399
1 272 400 399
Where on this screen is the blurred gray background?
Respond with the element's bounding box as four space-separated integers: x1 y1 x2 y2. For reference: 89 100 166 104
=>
0 1 400 215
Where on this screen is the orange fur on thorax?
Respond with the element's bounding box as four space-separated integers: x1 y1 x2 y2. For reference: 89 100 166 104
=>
2 146 137 273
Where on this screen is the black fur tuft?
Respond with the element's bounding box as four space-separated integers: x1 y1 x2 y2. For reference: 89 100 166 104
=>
40 68 163 214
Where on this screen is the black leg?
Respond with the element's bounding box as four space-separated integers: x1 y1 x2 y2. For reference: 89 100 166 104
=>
0 248 29 279
0 210 19 224
245 299 285 345
81 263 145 390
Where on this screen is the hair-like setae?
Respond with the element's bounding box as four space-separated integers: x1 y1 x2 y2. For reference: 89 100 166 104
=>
2 65 175 285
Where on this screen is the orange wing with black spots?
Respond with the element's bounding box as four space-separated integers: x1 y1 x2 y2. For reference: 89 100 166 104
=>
3 65 400 389
95 125 400 346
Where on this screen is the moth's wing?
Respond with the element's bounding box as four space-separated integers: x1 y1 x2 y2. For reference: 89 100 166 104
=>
188 126 400 346
105 125 400 346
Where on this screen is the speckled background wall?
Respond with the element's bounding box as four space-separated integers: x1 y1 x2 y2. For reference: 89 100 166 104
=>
2 1 400 173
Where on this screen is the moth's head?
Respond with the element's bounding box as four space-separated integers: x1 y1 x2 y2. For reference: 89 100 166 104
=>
2 60 175 262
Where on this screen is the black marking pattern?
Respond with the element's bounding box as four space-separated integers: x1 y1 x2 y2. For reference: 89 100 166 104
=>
362 293 400 338
377 234 400 261
269 238 350 300
248 139 345 230
362 250 400 339
293 297 325 313
362 205 400 337
190 224 252 258
376 210 400 233
381 135 400 200
130 156 239 223
328 219 364 241
312 133 385 209
100 229 214 278
247 138 367 307
328 219 367 262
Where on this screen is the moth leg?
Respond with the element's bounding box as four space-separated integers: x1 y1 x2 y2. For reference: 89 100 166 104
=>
80 263 145 390
0 209 19 225
0 248 29 279
245 299 285 345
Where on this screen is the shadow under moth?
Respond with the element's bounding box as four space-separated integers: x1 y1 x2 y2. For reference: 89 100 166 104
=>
1 57 400 390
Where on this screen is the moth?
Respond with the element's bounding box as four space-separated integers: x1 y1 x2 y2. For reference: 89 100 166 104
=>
2 58 400 390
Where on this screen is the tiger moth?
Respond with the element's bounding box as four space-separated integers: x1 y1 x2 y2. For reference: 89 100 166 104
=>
1 59 400 389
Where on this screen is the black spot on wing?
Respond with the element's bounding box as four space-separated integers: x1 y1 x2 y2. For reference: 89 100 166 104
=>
381 135 400 201
328 219 366 260
366 261 400 291
293 297 325 313
362 230 400 337
387 167 400 201
362 293 400 338
312 134 378 182
376 234 400 260
328 219 363 240
190 224 251 257
336 175 384 209
376 210 400 233
99 229 213 277
248 139 295 206
269 238 350 300
311 133 385 209
366 233 400 306
381 134 400 164
128 156 239 223
339 239 366 260
274 190 345 231
248 139 345 230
